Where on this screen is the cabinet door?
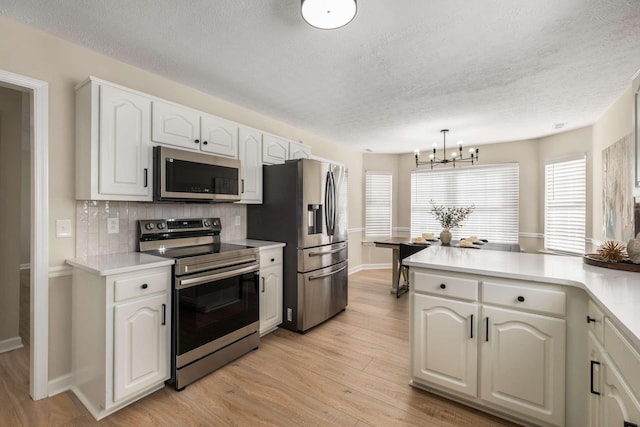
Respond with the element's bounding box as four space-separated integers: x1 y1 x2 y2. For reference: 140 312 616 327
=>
200 115 238 158
259 264 282 335
603 361 640 427
289 141 311 160
412 294 478 397
99 85 152 198
238 126 263 203
262 134 288 164
481 306 565 426
151 100 200 150
588 332 604 427
113 293 169 402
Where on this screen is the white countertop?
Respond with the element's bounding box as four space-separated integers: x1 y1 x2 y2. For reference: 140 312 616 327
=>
228 239 286 250
66 252 174 276
404 246 640 349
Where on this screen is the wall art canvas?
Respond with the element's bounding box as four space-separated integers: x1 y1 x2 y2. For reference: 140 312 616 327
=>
603 134 635 241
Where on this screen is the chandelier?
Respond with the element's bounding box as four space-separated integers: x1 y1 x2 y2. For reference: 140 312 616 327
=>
414 129 479 169
301 0 357 30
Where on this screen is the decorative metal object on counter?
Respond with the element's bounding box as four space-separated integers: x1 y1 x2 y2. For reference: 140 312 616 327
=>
583 238 640 272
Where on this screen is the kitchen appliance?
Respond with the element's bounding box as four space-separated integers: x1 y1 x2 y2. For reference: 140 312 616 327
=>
138 218 259 390
247 159 348 333
154 146 242 202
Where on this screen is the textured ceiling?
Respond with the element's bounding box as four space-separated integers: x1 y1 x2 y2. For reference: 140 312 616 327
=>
2 0 640 153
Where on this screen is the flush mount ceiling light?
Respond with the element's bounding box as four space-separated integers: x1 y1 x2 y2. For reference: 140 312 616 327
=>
301 0 357 30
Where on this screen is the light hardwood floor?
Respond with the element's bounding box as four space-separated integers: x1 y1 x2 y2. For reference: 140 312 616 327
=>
0 269 520 426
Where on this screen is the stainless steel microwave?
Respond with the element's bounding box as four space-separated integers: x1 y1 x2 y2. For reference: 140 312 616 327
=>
154 146 241 202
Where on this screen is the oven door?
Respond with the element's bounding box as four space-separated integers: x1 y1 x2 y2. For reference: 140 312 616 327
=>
174 263 259 368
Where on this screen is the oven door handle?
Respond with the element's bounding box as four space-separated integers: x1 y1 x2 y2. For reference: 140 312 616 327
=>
308 265 346 281
176 264 259 290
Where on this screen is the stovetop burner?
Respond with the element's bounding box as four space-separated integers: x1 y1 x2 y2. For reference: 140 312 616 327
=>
146 242 255 260
138 217 259 276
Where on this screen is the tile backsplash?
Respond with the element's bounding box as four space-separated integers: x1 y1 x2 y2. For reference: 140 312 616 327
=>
75 201 247 257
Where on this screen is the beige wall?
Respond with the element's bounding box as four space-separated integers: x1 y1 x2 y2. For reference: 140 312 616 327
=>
0 16 364 381
21 92 31 266
362 127 595 263
0 86 23 344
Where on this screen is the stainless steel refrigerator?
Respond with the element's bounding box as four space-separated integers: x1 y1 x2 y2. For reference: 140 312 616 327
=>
247 159 348 333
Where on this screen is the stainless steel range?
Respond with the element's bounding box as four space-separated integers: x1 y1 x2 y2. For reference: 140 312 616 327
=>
138 218 259 390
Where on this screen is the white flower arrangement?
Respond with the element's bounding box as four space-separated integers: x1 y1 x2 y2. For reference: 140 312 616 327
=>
430 201 475 230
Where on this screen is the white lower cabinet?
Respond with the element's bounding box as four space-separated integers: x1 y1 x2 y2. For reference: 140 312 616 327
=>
481 306 565 426
587 306 640 427
412 294 478 397
410 270 567 426
71 265 171 420
258 247 283 335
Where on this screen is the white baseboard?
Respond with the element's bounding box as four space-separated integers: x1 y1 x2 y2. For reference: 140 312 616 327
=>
0 336 24 354
348 263 392 275
48 373 73 397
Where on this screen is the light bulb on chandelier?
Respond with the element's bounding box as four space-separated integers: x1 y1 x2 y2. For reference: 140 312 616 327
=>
414 129 479 169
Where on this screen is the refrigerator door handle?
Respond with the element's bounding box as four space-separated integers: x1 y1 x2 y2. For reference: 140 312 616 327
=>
324 171 333 236
308 265 347 281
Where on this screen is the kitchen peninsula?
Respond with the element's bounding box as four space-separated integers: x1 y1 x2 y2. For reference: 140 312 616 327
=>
404 246 640 427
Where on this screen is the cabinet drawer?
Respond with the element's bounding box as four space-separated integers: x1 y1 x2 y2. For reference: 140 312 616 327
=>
482 281 565 316
587 299 605 344
604 318 640 402
413 272 478 301
260 248 283 267
114 272 169 302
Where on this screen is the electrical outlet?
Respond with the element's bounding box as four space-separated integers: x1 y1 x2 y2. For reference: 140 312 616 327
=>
55 219 72 238
235 215 241 226
287 308 293 322
107 217 119 234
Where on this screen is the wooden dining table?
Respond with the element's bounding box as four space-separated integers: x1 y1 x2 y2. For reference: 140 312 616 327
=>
373 237 521 294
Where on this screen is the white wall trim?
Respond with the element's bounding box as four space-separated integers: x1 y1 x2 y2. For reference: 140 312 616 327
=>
0 336 24 354
48 373 74 397
20 263 31 270
348 227 363 234
394 226 410 233
49 265 73 278
349 263 392 275
0 68 49 401
519 232 544 239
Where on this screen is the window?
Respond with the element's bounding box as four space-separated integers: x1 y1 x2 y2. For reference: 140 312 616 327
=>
544 154 586 254
365 171 392 240
410 164 519 243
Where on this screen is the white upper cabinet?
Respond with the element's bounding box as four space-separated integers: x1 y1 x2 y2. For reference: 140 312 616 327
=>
238 126 263 204
262 134 289 164
200 115 239 158
152 100 238 158
75 79 152 201
151 101 199 150
289 140 311 160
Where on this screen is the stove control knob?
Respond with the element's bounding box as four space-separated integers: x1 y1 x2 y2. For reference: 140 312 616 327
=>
203 219 211 228
157 222 166 230
144 223 154 231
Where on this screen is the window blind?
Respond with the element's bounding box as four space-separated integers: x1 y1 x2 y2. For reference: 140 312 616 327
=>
410 164 519 243
544 154 586 254
365 171 392 240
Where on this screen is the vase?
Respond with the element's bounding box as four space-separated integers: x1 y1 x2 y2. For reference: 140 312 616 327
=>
440 229 452 245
